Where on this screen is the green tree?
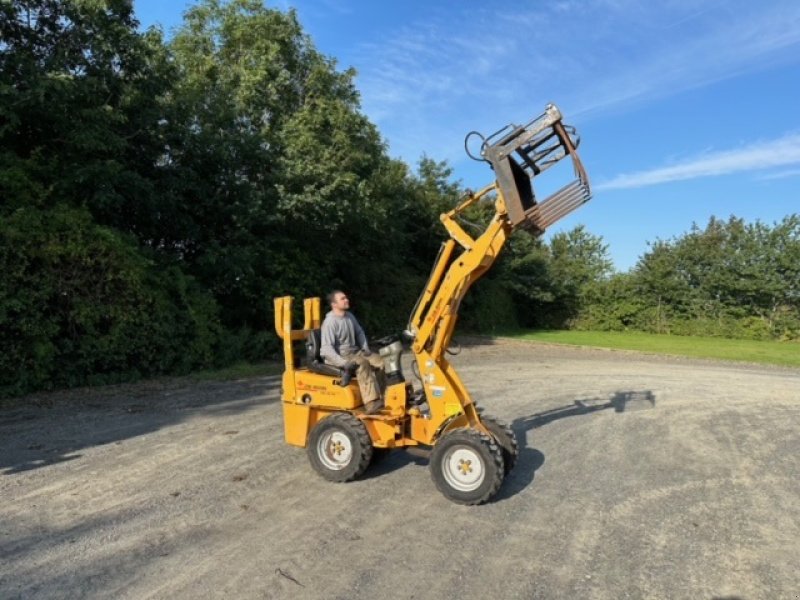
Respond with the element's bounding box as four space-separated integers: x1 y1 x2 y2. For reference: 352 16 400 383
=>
0 205 220 397
164 0 405 338
575 272 646 331
547 225 613 326
629 215 800 339
0 0 172 220
0 0 221 397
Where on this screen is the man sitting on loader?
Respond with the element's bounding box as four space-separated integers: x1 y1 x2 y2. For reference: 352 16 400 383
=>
320 290 385 413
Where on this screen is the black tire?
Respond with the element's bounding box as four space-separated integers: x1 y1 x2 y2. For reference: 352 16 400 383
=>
429 428 504 505
481 414 519 475
307 412 373 482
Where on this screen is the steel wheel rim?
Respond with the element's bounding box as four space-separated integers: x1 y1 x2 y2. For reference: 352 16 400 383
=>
318 431 353 470
442 445 485 492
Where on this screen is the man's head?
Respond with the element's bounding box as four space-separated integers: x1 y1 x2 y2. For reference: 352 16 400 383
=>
327 290 350 314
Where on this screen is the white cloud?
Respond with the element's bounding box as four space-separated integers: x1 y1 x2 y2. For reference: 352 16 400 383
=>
596 133 800 190
756 168 800 181
338 0 800 164
570 1 800 118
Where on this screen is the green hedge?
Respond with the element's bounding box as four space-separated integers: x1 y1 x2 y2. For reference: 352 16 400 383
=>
0 206 222 397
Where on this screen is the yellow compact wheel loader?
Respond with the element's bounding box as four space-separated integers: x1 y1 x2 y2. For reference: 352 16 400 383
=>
274 103 591 505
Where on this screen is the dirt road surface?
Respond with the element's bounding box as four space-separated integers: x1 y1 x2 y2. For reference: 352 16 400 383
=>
2 340 799 600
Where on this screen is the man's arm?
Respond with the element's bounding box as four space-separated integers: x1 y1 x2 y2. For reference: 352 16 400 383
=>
352 315 370 353
320 321 348 367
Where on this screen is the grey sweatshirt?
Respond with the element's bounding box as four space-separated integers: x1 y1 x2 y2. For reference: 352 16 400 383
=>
320 311 369 367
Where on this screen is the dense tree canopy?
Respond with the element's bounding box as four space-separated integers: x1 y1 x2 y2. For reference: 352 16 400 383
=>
1 0 797 398
576 216 800 339
0 0 476 396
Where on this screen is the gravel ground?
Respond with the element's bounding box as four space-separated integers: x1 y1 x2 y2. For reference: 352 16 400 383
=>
2 340 799 600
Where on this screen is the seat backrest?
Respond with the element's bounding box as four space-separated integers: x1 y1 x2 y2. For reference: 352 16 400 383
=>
306 329 322 364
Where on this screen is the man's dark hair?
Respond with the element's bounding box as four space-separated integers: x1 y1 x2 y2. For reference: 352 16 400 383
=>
327 289 345 307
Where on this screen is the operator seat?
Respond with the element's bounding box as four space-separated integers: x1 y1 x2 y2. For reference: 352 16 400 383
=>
305 329 342 375
305 329 357 382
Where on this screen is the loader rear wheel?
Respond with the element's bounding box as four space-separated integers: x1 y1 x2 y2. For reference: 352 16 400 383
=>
307 412 373 482
430 428 504 505
481 415 518 475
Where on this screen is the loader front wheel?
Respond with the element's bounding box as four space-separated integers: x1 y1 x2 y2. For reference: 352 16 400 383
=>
481 415 519 475
430 428 504 505
307 412 373 482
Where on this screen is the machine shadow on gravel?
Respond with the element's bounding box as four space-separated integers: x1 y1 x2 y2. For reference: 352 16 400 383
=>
360 448 430 480
0 377 281 475
496 390 656 501
361 391 656 496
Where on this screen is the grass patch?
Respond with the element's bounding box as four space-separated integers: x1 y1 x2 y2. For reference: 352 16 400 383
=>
504 330 800 368
189 361 283 381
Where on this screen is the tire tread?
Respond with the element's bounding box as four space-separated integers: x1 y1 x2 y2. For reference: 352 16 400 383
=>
430 428 504 505
481 414 519 475
307 412 373 482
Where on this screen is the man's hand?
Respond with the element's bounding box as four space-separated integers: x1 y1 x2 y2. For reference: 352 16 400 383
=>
338 361 357 387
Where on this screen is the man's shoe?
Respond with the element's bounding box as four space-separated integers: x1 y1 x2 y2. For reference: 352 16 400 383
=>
363 399 384 414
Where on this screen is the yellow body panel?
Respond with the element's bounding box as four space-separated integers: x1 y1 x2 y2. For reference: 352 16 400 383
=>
383 381 408 415
282 404 336 447
362 416 402 448
409 413 434 443
282 403 311 446
291 369 361 409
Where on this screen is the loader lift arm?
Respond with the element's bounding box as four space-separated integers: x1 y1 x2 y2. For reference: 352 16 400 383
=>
406 103 591 437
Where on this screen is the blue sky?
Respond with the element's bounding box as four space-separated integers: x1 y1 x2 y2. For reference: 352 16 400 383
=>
135 0 800 270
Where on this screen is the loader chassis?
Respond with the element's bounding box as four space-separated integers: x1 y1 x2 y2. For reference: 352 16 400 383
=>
274 104 591 504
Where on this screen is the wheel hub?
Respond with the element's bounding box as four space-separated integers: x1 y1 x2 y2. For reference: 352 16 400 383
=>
443 446 485 491
317 431 353 470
